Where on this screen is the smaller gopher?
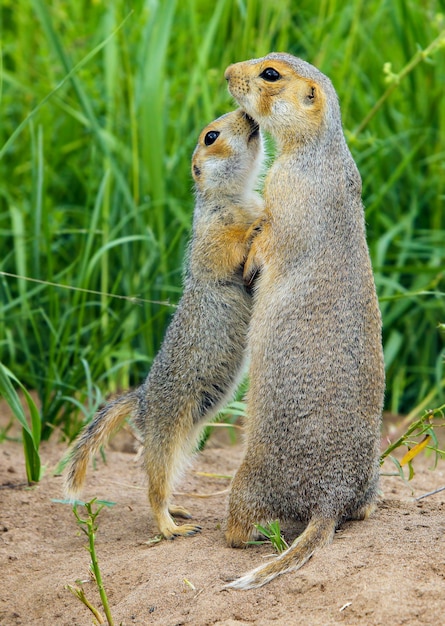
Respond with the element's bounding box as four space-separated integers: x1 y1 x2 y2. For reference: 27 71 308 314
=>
64 109 265 539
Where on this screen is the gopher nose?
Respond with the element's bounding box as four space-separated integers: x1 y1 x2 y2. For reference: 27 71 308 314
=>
224 64 234 81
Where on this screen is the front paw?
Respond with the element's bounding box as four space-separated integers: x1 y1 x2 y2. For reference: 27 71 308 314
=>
244 217 267 245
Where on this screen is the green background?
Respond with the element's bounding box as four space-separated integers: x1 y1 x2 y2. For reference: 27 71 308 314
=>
1 0 444 443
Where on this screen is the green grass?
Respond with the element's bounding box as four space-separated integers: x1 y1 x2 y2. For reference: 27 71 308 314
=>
251 520 290 553
0 1 444 457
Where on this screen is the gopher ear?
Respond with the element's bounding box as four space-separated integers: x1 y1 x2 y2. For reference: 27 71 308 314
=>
192 164 201 179
306 84 317 103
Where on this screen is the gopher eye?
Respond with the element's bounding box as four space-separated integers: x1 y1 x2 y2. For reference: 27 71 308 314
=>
260 67 281 82
204 130 220 146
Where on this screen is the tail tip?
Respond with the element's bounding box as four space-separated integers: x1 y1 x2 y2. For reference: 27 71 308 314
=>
224 572 266 591
62 475 83 503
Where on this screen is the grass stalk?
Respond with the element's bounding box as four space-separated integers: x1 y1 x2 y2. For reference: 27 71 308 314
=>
72 499 115 626
353 28 445 136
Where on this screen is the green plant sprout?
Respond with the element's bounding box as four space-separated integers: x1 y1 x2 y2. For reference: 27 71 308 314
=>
61 498 116 626
380 403 445 482
250 520 290 554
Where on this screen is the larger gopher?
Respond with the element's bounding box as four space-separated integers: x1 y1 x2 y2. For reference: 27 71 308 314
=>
224 53 385 589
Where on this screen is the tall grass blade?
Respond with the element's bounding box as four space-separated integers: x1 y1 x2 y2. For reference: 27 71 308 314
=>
0 363 41 482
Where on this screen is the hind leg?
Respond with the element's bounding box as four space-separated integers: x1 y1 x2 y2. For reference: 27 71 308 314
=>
350 502 376 521
349 474 379 521
146 459 202 539
144 425 202 539
226 462 267 548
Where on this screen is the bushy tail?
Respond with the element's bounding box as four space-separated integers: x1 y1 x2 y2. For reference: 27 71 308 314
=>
226 517 336 590
64 391 139 499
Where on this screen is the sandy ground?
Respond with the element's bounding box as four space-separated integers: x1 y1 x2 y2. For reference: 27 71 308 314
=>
1 409 445 626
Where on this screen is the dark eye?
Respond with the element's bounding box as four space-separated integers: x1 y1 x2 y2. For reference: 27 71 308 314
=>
204 130 220 146
260 67 281 82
